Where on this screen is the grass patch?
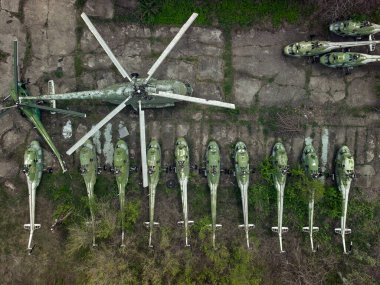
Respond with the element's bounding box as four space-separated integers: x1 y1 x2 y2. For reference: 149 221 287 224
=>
136 0 303 27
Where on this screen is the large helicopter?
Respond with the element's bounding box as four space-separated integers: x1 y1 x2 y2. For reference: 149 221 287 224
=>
175 137 193 247
23 141 43 254
301 144 320 252
233 141 254 248
144 139 161 247
20 12 235 188
334 146 355 254
79 140 98 247
206 140 222 249
270 142 289 253
329 20 380 38
112 139 129 247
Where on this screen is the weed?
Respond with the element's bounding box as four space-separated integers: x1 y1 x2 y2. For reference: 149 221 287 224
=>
0 49 10 63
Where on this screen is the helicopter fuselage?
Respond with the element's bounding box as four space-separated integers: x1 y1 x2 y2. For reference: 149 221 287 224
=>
320 52 380 68
23 78 193 111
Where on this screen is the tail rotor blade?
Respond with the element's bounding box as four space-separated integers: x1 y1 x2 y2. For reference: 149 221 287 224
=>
66 96 131 155
145 13 198 83
139 101 148 188
151 91 236 109
81 13 132 82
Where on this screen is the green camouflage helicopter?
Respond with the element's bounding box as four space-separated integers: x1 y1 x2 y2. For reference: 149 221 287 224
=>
234 141 254 248
334 146 355 254
23 141 43 254
283 39 380 57
175 137 193 247
206 140 222 249
271 142 289 253
20 12 235 189
112 139 129 247
144 139 161 247
79 140 98 247
330 20 380 38
319 51 380 70
301 144 320 252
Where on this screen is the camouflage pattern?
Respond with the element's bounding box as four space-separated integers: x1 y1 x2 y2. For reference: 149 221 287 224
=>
330 20 380 37
79 140 98 247
319 52 380 68
206 140 221 249
113 139 129 247
146 139 161 247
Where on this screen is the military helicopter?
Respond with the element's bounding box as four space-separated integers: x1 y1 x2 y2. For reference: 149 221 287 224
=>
174 137 193 247
330 20 380 38
283 39 380 57
334 146 355 254
20 12 235 189
23 141 43 254
301 144 320 252
1 41 84 172
144 139 161 247
205 140 222 249
79 140 98 247
270 142 289 253
112 139 129 247
233 141 254 248
319 52 380 70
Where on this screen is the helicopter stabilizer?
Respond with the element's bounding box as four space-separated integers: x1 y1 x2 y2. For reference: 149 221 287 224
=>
177 220 194 225
271 226 288 233
24 223 41 230
144 222 159 227
334 228 351 234
302 226 319 232
239 224 255 228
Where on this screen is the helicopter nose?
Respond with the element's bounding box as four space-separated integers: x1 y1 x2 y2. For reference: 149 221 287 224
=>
283 45 291 55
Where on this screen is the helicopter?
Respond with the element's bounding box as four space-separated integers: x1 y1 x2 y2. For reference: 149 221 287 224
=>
20 12 235 189
174 137 193 247
329 20 380 38
23 140 43 254
79 139 98 247
233 141 254 248
319 51 380 70
112 139 130 247
270 142 289 253
283 39 380 57
205 140 222 249
334 145 355 254
144 139 161 247
301 144 320 252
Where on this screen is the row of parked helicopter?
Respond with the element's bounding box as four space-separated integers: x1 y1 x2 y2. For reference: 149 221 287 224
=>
23 138 354 254
284 20 380 73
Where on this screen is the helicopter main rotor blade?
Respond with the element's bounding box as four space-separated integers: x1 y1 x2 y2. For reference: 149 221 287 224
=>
139 101 149 188
145 13 198 84
81 13 133 82
19 103 86 118
66 96 132 155
150 91 236 109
